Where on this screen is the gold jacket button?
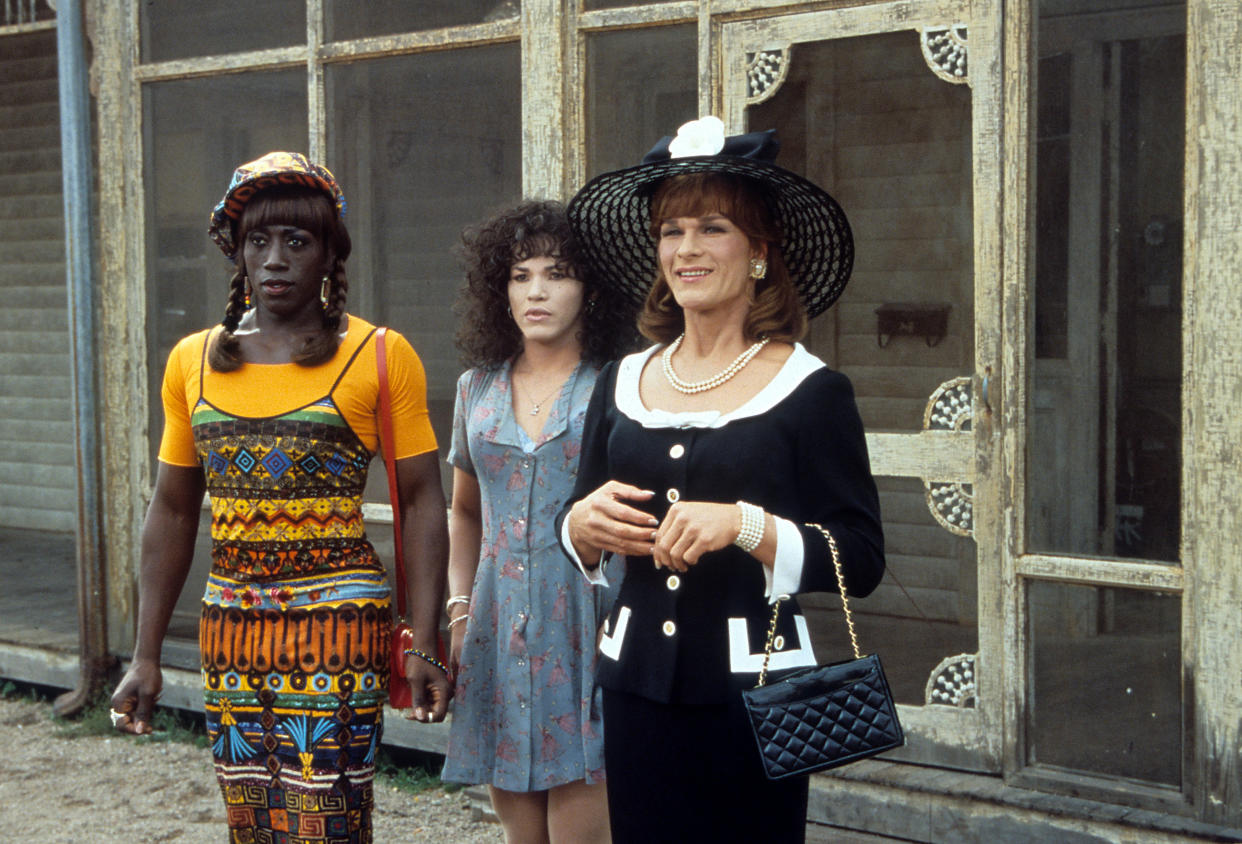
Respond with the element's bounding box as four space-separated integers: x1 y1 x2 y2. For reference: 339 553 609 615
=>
669 444 685 459
666 488 680 503
666 575 681 591
662 620 676 637
774 635 786 651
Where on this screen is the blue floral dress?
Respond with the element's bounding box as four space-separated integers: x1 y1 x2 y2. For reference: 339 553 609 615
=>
442 360 620 791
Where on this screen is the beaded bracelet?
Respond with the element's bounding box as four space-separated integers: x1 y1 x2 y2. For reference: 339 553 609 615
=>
404 647 449 675
734 500 765 553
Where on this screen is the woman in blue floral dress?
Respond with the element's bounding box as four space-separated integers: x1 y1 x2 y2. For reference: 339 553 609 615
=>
441 201 633 842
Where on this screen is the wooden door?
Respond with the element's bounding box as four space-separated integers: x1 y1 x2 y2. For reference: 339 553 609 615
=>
720 0 1003 772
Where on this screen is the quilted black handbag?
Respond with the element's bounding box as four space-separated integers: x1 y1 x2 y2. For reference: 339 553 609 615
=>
741 525 904 780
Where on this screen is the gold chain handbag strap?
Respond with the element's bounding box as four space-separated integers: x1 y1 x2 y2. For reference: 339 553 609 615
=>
755 524 862 687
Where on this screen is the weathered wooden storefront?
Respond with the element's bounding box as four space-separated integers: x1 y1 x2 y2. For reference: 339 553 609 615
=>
1 0 1240 840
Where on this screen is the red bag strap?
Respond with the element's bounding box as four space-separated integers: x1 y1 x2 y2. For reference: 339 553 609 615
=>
375 327 407 620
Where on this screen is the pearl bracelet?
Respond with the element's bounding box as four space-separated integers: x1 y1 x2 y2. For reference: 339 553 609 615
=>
734 500 765 553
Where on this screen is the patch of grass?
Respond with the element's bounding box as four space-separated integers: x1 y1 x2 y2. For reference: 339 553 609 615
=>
374 747 444 795
143 705 212 749
0 680 55 703
51 693 209 749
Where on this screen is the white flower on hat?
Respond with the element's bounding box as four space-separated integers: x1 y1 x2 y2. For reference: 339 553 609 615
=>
668 116 726 159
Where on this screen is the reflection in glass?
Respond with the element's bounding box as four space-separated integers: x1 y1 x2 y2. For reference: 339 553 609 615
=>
143 72 308 467
585 26 696 177
584 0 678 8
140 0 304 63
1028 2 1184 561
143 71 307 640
749 32 975 433
1028 581 1180 784
327 46 522 493
326 0 518 42
803 477 978 707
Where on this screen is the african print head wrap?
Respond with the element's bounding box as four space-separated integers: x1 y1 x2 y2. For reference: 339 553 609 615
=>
208 151 346 259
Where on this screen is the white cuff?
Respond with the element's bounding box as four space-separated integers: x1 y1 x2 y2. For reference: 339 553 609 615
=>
763 516 805 601
560 514 611 586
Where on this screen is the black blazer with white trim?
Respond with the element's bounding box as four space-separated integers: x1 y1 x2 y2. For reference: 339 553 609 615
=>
556 345 885 706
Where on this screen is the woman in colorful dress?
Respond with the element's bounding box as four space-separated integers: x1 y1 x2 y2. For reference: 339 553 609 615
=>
108 152 451 844
441 200 632 843
559 118 886 842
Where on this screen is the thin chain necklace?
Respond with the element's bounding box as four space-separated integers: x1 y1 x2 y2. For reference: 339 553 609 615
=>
661 334 771 395
514 364 573 416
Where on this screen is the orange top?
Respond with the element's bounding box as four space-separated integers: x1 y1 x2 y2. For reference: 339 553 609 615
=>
158 315 437 467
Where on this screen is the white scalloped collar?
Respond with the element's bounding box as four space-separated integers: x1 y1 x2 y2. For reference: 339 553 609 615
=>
614 342 826 429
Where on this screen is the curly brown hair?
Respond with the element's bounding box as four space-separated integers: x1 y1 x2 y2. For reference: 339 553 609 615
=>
207 184 353 372
455 199 637 368
637 172 807 346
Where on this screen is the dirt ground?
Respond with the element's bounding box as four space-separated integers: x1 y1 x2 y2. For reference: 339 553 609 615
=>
0 694 504 843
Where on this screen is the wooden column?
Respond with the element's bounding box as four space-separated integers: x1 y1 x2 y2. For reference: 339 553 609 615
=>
521 0 569 198
90 0 149 654
1183 0 1242 827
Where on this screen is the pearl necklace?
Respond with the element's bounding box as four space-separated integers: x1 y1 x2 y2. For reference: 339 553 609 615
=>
661 334 771 395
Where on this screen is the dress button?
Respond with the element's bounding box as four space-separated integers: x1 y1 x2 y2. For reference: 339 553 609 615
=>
774 635 786 651
666 488 680 503
666 575 681 591
669 444 685 459
662 620 676 637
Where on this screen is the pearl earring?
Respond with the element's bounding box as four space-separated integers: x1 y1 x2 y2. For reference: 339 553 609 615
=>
749 258 767 280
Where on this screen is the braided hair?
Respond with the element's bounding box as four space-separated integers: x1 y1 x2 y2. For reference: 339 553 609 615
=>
208 184 353 372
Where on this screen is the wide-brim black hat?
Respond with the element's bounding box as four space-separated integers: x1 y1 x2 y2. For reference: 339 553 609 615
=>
566 117 853 318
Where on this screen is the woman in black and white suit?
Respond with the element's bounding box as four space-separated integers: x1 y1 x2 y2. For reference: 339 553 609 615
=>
557 117 886 843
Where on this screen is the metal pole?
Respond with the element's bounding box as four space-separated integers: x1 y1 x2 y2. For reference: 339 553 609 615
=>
53 0 109 717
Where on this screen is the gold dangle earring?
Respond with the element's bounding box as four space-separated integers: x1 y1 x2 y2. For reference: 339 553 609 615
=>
749 258 768 280
320 275 331 309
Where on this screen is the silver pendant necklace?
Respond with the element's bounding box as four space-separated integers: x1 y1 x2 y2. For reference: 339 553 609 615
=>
516 368 571 416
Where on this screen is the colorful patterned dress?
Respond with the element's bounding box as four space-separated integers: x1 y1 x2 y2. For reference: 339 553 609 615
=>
158 318 436 844
441 360 621 791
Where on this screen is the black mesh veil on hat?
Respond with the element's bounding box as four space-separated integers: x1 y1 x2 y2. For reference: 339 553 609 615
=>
566 122 853 318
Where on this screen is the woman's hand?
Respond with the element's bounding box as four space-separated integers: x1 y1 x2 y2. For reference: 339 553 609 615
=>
109 658 162 735
401 650 452 724
567 481 658 564
653 501 743 572
448 616 467 679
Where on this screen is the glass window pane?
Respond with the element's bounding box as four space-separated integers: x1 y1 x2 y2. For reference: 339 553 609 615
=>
584 0 679 8
2 0 54 26
804 477 978 707
143 71 307 641
1027 2 1185 561
1028 581 1181 784
140 0 305 64
144 71 308 467
585 26 696 176
326 46 522 493
749 33 975 433
325 0 518 41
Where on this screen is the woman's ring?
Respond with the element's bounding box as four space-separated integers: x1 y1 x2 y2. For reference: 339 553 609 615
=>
109 708 129 728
